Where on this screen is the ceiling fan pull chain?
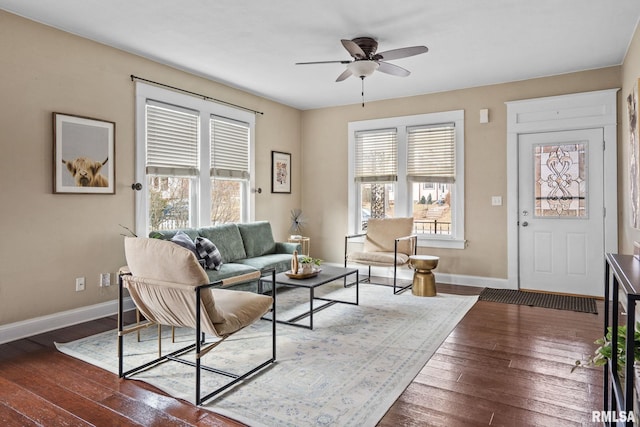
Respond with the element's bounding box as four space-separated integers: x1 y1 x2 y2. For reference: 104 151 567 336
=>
361 76 365 107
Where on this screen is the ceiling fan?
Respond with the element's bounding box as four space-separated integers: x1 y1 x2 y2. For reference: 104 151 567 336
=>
296 37 428 81
296 37 428 105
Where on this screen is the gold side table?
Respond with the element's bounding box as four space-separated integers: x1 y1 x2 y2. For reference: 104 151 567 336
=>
409 255 439 297
288 236 310 256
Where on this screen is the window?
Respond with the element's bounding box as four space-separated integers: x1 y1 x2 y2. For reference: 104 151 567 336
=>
355 128 397 228
135 82 255 235
348 110 464 249
210 116 251 224
145 102 198 231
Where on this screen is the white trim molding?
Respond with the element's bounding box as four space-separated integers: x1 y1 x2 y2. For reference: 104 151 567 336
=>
333 262 510 290
0 298 136 345
505 88 619 290
347 110 465 249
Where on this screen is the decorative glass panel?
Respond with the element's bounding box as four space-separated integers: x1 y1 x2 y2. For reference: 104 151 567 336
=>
534 144 587 218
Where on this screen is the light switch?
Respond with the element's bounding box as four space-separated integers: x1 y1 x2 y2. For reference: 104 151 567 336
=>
491 196 502 206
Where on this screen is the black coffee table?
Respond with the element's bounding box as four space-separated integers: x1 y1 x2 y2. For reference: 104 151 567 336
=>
258 265 359 329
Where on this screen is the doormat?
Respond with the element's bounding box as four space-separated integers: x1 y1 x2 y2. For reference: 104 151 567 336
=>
478 288 597 314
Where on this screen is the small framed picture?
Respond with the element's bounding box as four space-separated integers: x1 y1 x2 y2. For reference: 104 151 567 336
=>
271 151 291 194
53 113 115 194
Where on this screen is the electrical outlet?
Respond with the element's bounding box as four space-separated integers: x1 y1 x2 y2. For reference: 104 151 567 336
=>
100 273 110 287
75 277 85 292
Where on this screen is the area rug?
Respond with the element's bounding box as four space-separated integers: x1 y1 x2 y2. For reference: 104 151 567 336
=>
478 287 597 314
56 283 477 427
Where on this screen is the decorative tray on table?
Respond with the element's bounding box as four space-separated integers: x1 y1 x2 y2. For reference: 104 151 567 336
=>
284 268 321 279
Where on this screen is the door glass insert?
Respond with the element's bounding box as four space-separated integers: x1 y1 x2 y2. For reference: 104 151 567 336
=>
534 144 587 218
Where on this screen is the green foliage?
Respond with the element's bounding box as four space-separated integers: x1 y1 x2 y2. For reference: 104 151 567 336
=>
299 256 322 266
573 322 640 375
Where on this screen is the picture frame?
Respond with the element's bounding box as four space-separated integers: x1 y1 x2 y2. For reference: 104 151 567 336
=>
53 112 115 194
271 151 291 194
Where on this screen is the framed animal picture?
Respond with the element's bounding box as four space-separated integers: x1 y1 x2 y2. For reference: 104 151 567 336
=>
53 112 115 194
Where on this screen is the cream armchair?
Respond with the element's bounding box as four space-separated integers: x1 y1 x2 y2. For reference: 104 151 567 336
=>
118 237 276 405
344 217 417 294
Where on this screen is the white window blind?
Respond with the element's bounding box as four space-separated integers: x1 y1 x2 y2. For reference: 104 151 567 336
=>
354 128 397 182
407 123 455 183
146 102 199 176
210 116 250 179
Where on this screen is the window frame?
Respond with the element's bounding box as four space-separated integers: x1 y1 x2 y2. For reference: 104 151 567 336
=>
347 110 465 249
135 82 255 236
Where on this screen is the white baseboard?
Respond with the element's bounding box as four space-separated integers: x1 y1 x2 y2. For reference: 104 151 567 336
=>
334 262 512 290
0 266 510 345
0 297 136 345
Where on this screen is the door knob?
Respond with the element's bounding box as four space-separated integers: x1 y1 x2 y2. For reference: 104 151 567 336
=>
522 221 529 227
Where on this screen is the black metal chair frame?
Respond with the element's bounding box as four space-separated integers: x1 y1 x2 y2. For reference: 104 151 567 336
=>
344 234 417 294
117 268 277 406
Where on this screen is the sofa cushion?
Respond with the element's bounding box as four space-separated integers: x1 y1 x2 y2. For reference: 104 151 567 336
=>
235 253 293 273
195 236 223 270
237 221 276 258
198 224 247 263
204 262 259 284
347 250 410 266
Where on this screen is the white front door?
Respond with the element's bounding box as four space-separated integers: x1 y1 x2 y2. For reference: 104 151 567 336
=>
518 128 604 296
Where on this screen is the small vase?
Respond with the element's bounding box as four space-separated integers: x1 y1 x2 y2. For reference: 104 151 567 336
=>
291 250 299 274
301 263 313 274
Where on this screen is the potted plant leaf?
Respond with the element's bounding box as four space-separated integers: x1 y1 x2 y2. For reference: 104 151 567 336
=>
573 322 640 376
299 256 321 274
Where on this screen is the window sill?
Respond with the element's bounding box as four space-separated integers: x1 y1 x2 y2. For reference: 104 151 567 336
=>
417 237 466 250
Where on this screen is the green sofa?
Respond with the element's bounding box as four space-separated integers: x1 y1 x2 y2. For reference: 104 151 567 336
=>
152 221 299 293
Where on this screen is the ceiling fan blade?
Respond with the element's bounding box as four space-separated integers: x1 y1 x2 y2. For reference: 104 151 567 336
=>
296 60 351 65
341 39 366 59
336 68 352 82
377 61 411 77
375 46 428 61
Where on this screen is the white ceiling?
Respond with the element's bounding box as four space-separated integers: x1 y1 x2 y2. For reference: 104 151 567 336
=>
2 0 640 110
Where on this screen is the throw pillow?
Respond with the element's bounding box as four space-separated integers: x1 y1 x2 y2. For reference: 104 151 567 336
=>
195 236 223 271
171 230 198 256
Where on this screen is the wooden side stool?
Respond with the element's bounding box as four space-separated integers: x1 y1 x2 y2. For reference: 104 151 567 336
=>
409 255 439 297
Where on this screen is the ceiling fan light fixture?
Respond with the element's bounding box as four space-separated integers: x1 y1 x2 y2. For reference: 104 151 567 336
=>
347 60 379 78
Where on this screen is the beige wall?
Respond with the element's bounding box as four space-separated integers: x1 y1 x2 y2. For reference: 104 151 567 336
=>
1 8 636 327
301 67 621 278
620 21 640 254
0 11 301 325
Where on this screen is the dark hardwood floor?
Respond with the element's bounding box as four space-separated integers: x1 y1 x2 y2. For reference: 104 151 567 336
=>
0 283 604 426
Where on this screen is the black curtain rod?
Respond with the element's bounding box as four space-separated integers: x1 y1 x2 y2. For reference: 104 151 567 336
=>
130 75 264 115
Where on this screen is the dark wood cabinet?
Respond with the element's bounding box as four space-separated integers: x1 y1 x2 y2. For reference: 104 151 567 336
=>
604 253 640 426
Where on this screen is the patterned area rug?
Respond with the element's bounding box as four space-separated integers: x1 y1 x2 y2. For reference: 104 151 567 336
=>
56 283 477 427
478 288 597 314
